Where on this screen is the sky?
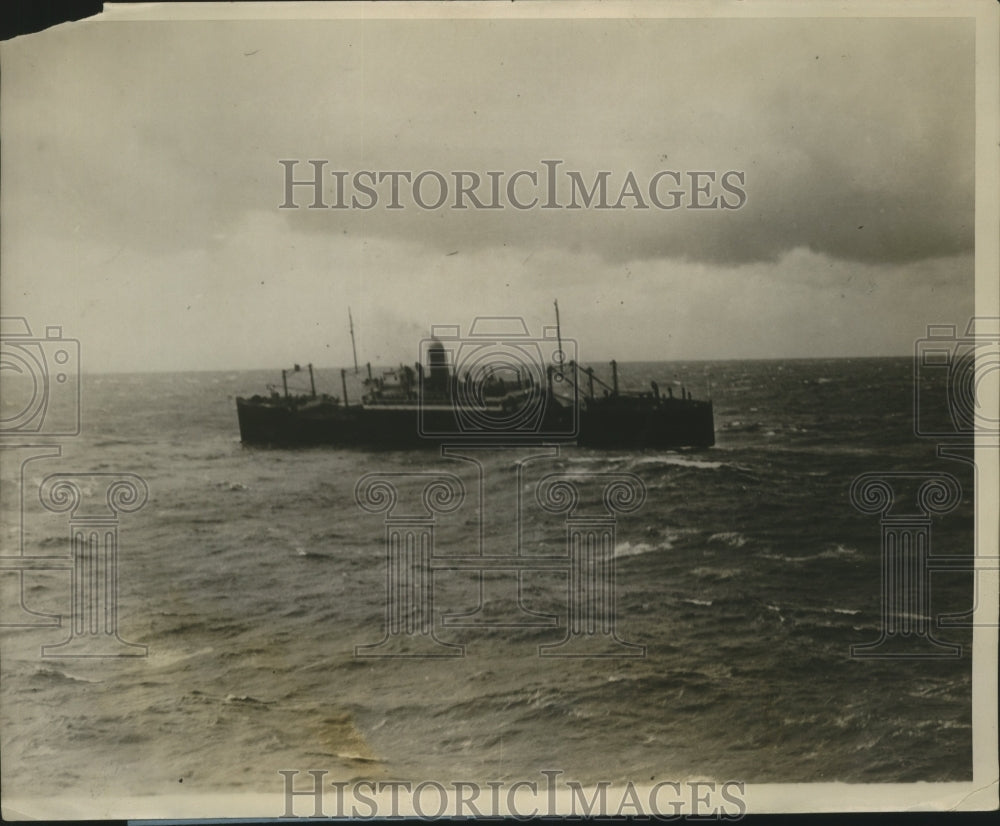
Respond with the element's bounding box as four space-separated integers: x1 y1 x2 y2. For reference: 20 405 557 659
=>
0 7 979 372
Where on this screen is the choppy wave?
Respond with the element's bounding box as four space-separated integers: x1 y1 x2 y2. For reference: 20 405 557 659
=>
628 455 727 471
613 540 659 559
759 543 859 563
29 666 103 686
707 531 750 548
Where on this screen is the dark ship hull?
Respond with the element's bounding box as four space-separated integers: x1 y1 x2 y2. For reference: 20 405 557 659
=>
577 396 715 449
236 394 715 449
237 308 715 449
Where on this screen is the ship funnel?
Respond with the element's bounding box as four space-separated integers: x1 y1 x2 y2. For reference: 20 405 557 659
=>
425 337 450 393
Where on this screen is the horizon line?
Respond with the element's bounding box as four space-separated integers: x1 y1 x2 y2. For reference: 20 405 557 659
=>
78 353 918 376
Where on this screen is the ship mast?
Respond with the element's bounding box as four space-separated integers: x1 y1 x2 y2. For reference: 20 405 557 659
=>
348 307 359 375
554 299 563 364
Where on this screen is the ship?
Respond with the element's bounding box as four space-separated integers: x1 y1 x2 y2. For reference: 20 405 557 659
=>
235 304 715 449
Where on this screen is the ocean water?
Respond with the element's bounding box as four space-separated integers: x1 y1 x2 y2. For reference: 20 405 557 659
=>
0 358 975 802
